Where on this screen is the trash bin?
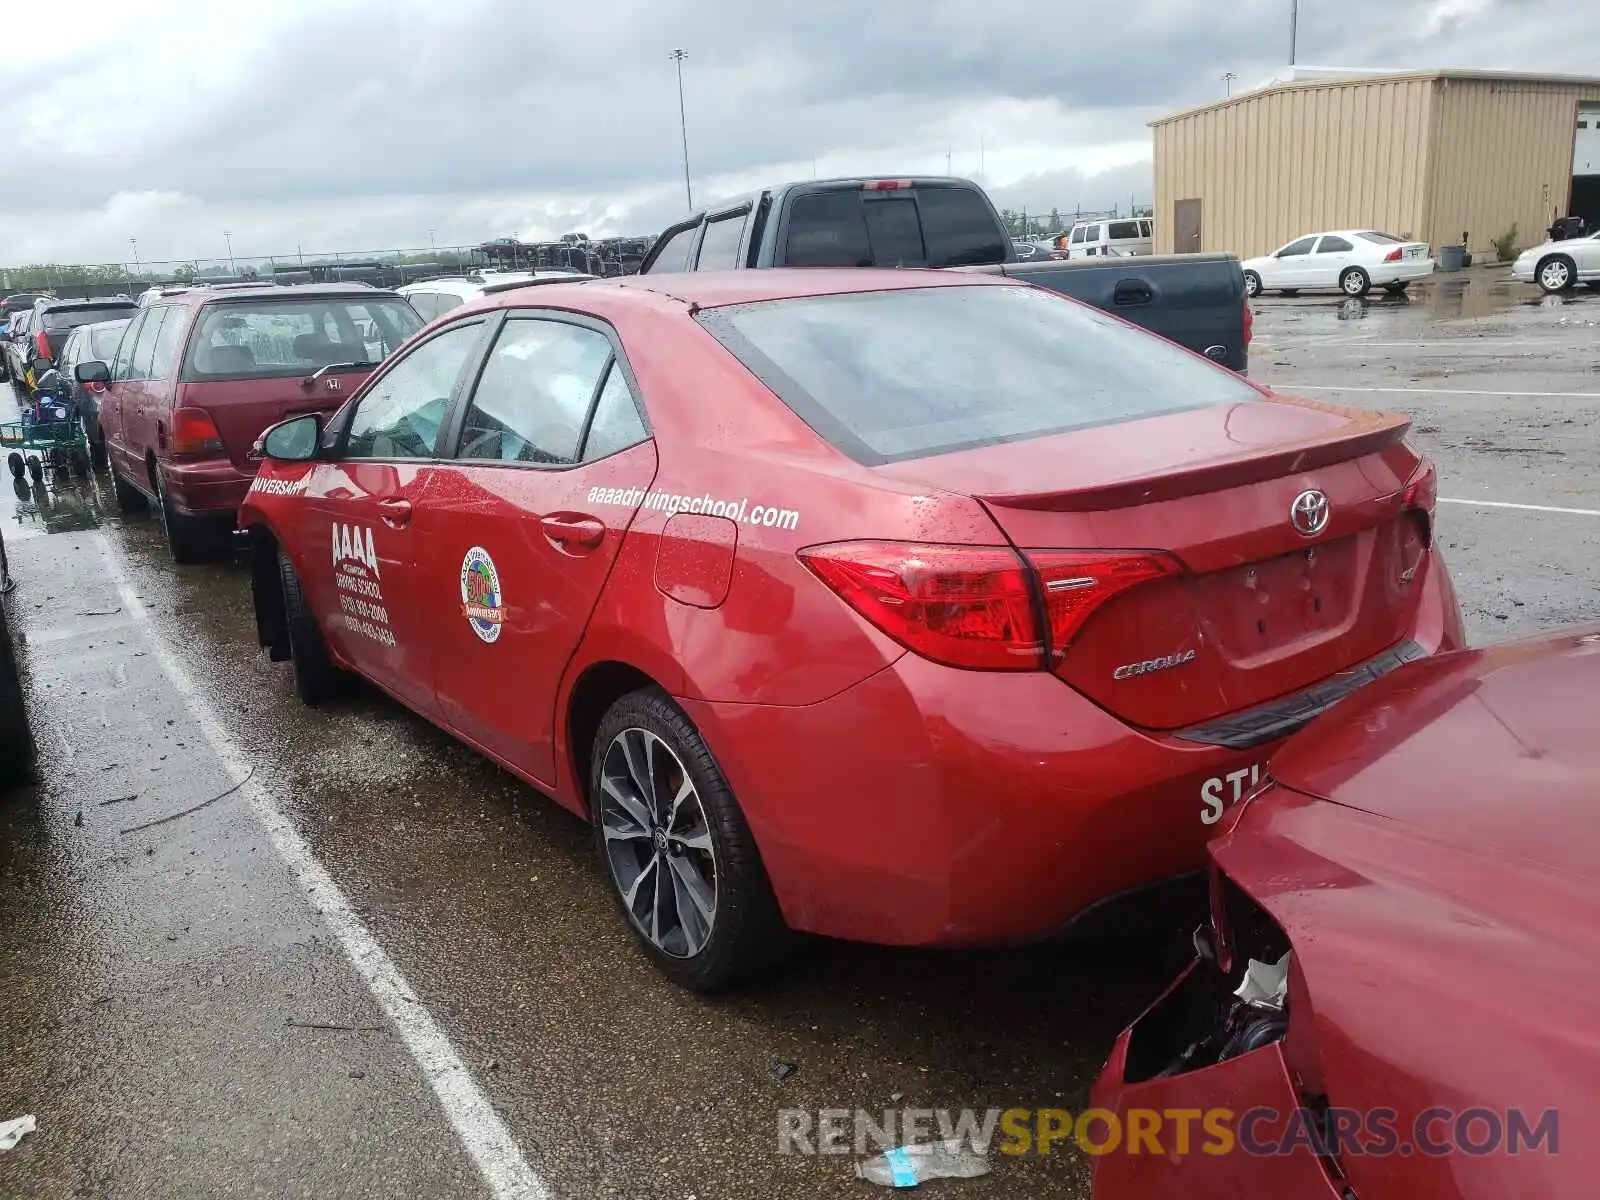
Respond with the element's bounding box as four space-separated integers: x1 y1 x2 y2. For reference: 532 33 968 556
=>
1438 244 1467 272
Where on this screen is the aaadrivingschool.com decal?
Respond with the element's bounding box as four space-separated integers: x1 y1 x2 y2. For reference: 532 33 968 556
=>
460 546 506 644
332 522 395 647
584 485 801 531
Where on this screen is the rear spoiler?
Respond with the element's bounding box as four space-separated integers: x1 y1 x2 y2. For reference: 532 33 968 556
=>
977 401 1411 512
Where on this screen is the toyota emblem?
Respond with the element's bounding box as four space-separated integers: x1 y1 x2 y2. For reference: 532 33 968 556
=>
1290 489 1330 537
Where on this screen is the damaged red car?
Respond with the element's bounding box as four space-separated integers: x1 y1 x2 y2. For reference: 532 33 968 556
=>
1090 625 1600 1198
237 269 1462 989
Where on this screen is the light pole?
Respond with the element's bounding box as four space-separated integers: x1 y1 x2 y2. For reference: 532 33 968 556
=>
1223 71 1238 96
669 48 692 210
427 225 437 254
1289 0 1299 66
130 236 141 279
224 229 235 274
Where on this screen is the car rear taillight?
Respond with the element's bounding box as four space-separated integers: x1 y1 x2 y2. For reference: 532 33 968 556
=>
1025 551 1184 656
33 329 50 360
1400 456 1437 515
800 542 1184 671
1243 300 1254 348
800 542 1042 670
1384 247 1404 263
171 407 226 457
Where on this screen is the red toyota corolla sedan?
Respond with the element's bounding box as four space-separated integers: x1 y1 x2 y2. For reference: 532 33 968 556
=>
1089 624 1600 1198
238 269 1463 989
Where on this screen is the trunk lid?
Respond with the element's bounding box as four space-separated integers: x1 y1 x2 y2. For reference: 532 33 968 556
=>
874 396 1433 730
178 371 372 473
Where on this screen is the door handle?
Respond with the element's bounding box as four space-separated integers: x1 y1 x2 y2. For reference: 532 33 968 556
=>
540 513 606 554
377 497 413 529
1113 279 1153 306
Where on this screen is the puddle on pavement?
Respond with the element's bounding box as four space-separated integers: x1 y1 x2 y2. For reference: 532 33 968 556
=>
3 470 109 538
1255 270 1598 335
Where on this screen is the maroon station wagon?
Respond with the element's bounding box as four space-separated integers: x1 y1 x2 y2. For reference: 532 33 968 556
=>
76 283 422 562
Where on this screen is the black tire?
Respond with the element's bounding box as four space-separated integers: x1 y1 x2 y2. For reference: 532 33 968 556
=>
109 461 146 512
277 549 339 705
25 456 42 486
0 604 34 790
89 435 109 473
1243 270 1262 298
590 687 789 990
1340 267 1371 298
6 452 21 480
153 465 209 565
1536 255 1576 294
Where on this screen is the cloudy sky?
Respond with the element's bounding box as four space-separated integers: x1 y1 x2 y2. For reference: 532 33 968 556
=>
3 0 1593 267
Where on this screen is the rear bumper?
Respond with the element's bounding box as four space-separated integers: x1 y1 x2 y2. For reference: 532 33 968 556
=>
162 458 254 517
1369 259 1435 285
677 548 1464 949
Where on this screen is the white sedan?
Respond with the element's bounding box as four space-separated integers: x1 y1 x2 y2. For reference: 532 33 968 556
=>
1242 230 1434 299
1511 231 1600 293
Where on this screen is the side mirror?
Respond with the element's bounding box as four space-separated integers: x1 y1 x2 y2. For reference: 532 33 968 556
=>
257 413 321 462
75 360 111 384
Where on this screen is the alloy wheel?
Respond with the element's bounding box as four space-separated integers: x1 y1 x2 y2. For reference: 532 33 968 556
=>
598 727 718 958
1540 260 1571 291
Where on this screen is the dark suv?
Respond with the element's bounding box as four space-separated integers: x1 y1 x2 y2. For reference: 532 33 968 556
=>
75 284 423 562
14 297 137 391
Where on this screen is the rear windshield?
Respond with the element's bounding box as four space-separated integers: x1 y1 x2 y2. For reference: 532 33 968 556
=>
181 296 422 381
697 284 1258 464
42 304 136 332
782 185 1008 269
88 321 130 359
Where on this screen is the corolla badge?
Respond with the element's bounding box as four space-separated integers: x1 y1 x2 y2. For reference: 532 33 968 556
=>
1290 488 1330 537
1113 649 1197 681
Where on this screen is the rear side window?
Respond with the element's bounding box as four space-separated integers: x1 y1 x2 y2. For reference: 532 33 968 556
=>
455 319 612 465
148 306 187 378
1109 220 1141 239
784 191 871 267
645 223 700 274
110 311 147 380
697 284 1258 465
182 297 421 380
581 363 648 462
41 304 136 332
916 187 1008 266
121 310 165 381
1316 235 1354 253
695 214 746 270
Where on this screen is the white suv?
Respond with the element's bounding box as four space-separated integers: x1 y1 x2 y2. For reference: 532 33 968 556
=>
1065 217 1153 260
397 271 594 321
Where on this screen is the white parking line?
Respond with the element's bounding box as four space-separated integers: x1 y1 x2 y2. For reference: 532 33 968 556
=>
1274 384 1600 398
1439 498 1600 517
92 533 549 1200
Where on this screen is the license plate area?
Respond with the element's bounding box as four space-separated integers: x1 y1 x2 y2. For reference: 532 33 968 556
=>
1196 536 1357 656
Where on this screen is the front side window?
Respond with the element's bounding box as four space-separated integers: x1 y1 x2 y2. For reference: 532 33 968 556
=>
645 223 701 274
1277 237 1316 257
344 321 482 459
183 297 421 380
454 319 612 465
111 311 147 380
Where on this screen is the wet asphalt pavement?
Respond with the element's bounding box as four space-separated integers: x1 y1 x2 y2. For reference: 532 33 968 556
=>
2 268 1597 1199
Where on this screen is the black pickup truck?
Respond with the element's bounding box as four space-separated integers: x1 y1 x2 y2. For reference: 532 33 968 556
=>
639 177 1250 371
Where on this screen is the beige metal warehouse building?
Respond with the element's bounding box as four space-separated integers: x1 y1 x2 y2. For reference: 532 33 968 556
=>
1151 69 1600 261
